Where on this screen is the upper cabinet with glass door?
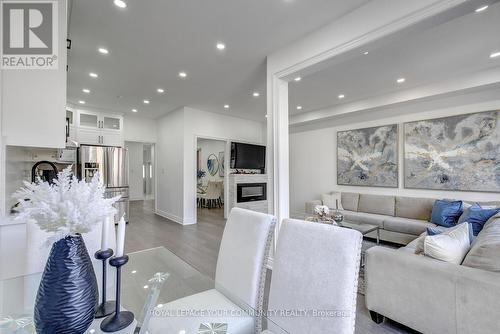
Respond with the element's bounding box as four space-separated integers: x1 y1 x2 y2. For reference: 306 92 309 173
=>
102 116 122 131
78 111 100 129
73 109 124 146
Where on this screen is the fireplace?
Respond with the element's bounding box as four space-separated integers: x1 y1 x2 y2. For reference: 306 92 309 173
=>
237 183 267 203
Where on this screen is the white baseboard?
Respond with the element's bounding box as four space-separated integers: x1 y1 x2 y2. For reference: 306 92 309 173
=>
155 209 183 225
155 209 198 225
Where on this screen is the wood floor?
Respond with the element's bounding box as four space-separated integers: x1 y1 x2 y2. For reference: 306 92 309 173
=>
126 200 418 334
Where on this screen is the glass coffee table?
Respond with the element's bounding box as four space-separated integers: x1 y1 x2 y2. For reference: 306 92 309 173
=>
0 247 288 334
292 212 380 245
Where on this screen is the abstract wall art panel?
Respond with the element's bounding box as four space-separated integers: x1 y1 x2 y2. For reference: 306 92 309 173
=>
404 111 500 192
337 124 398 187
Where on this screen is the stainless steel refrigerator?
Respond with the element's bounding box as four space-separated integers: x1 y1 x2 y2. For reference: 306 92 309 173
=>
78 145 129 223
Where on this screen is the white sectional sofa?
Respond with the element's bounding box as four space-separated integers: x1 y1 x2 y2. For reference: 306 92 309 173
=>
366 213 500 334
306 192 437 245
306 192 500 245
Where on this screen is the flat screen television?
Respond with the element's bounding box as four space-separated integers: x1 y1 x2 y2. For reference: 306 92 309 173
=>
230 142 266 171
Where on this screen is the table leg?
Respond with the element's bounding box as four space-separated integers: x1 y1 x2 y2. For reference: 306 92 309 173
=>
376 228 380 245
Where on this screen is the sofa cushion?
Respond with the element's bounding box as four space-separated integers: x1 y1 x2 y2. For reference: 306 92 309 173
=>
383 216 436 236
341 210 385 227
423 223 471 265
341 193 359 212
321 192 343 210
457 204 500 236
395 196 434 221
462 216 500 272
358 194 395 216
430 200 464 227
400 234 424 253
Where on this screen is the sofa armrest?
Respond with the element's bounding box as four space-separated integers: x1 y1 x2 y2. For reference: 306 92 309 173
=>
305 200 322 214
365 247 500 334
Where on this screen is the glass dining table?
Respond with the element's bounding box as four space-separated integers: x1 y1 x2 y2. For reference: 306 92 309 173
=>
0 247 288 334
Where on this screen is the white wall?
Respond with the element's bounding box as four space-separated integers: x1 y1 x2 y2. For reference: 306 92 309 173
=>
197 139 226 184
125 142 145 201
123 115 157 143
155 107 265 224
155 108 185 223
290 88 500 213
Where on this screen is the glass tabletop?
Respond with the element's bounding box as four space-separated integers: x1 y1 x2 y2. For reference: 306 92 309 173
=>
290 211 379 235
0 247 289 334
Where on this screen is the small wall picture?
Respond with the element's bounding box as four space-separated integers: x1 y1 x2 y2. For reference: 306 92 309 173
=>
404 110 500 192
337 124 398 187
219 151 225 177
207 154 219 176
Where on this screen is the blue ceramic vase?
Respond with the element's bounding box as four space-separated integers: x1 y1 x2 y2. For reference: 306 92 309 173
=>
34 234 99 334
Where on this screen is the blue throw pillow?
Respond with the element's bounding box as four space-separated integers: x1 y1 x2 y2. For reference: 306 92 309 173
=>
430 200 464 228
457 203 500 236
426 225 474 244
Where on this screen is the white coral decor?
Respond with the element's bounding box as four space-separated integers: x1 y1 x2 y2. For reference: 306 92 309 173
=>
13 166 119 240
314 205 330 217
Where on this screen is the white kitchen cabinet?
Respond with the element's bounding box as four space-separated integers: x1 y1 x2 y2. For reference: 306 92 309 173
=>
102 131 123 146
73 110 124 146
79 111 100 129
77 128 101 145
103 116 122 131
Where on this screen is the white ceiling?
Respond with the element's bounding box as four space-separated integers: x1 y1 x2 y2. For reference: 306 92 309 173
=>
66 0 371 120
289 1 500 115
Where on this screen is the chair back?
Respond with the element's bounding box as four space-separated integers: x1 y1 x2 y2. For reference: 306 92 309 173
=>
267 219 362 334
205 181 221 200
215 208 276 312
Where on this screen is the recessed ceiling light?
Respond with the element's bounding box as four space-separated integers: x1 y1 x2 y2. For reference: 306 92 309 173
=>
89 72 98 78
143 99 150 104
397 78 406 84
216 42 226 50
296 105 302 110
294 76 301 82
114 0 127 8
179 72 187 78
143 285 149 289
475 5 488 12
78 100 85 104
224 104 230 109
265 115 269 118
132 109 138 113
253 92 260 97
490 51 500 58
157 88 165 93
157 304 164 308
98 47 109 54
338 94 345 99
363 51 369 55
131 270 137 274
82 88 90 93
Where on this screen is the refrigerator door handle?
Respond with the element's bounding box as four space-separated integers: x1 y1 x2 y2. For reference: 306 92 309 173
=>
104 147 110 187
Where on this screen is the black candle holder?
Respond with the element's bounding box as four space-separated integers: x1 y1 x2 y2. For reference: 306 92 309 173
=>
100 255 134 332
94 248 115 319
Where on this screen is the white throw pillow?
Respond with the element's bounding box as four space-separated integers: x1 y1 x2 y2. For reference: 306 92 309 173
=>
321 192 343 210
424 223 471 264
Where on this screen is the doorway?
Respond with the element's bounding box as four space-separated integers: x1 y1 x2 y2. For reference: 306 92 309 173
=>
125 141 155 202
196 138 226 223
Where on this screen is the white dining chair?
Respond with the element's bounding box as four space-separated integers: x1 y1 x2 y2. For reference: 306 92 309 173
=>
147 207 276 334
263 219 362 334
